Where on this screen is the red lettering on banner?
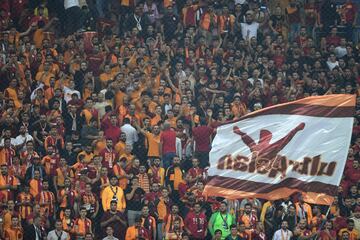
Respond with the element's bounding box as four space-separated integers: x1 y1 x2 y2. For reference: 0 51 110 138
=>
217 153 337 178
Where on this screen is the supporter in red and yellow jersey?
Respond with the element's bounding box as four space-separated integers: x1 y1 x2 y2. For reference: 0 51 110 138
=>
148 158 165 186
8 156 27 183
80 183 99 219
16 185 33 222
339 219 359 240
3 215 23 240
162 204 184 234
53 158 74 193
200 5 218 32
0 138 16 166
125 216 150 240
29 169 42 198
44 127 64 152
41 145 59 176
218 6 235 35
72 207 92 238
35 179 55 218
76 145 94 165
140 205 157 240
57 178 78 217
1 200 21 231
154 187 173 225
60 208 74 233
113 159 129 190
0 165 19 201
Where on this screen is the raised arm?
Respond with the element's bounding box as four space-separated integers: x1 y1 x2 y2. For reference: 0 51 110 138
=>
233 126 256 150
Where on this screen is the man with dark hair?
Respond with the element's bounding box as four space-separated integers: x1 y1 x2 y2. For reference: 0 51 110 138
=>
121 117 138 147
25 215 46 240
125 176 146 226
160 121 177 169
0 164 19 202
339 218 359 240
101 175 126 212
103 114 121 144
273 220 293 240
225 224 242 240
192 117 213 168
208 201 235 239
184 202 207 239
100 200 127 239
125 215 149 239
47 219 70 240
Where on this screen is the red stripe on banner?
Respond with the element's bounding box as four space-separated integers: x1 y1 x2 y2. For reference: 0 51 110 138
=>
203 185 334 205
217 95 356 127
221 104 354 127
246 104 354 118
206 176 338 196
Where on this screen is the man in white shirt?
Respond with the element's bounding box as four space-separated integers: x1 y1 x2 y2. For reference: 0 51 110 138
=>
121 118 138 147
273 220 293 240
13 125 33 150
334 38 348 58
240 10 260 40
247 69 264 87
350 206 360 233
326 53 339 71
93 93 111 120
63 80 81 103
47 219 70 240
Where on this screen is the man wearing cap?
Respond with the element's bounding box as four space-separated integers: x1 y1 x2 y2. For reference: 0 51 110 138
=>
101 175 126 212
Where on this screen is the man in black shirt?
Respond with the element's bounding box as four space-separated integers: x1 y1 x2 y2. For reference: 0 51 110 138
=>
125 176 145 226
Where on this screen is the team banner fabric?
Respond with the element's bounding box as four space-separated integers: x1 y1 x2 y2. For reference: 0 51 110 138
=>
203 95 355 205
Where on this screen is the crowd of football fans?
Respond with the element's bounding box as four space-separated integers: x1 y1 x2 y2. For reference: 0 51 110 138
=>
0 0 359 239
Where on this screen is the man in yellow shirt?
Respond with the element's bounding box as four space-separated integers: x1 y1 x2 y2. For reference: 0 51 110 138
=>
101 175 126 212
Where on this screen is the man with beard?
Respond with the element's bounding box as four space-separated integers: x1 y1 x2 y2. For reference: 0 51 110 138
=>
102 175 126 212
25 156 46 183
125 177 146 227
319 221 337 240
240 10 260 40
0 137 15 166
293 219 316 239
49 88 67 113
0 164 19 202
13 125 33 151
273 221 293 240
140 205 157 240
100 138 118 170
238 203 258 236
164 218 184 240
208 201 235 239
184 202 207 239
338 219 359 240
165 156 184 204
101 200 127 240
295 195 313 225
126 5 150 35
135 122 161 159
